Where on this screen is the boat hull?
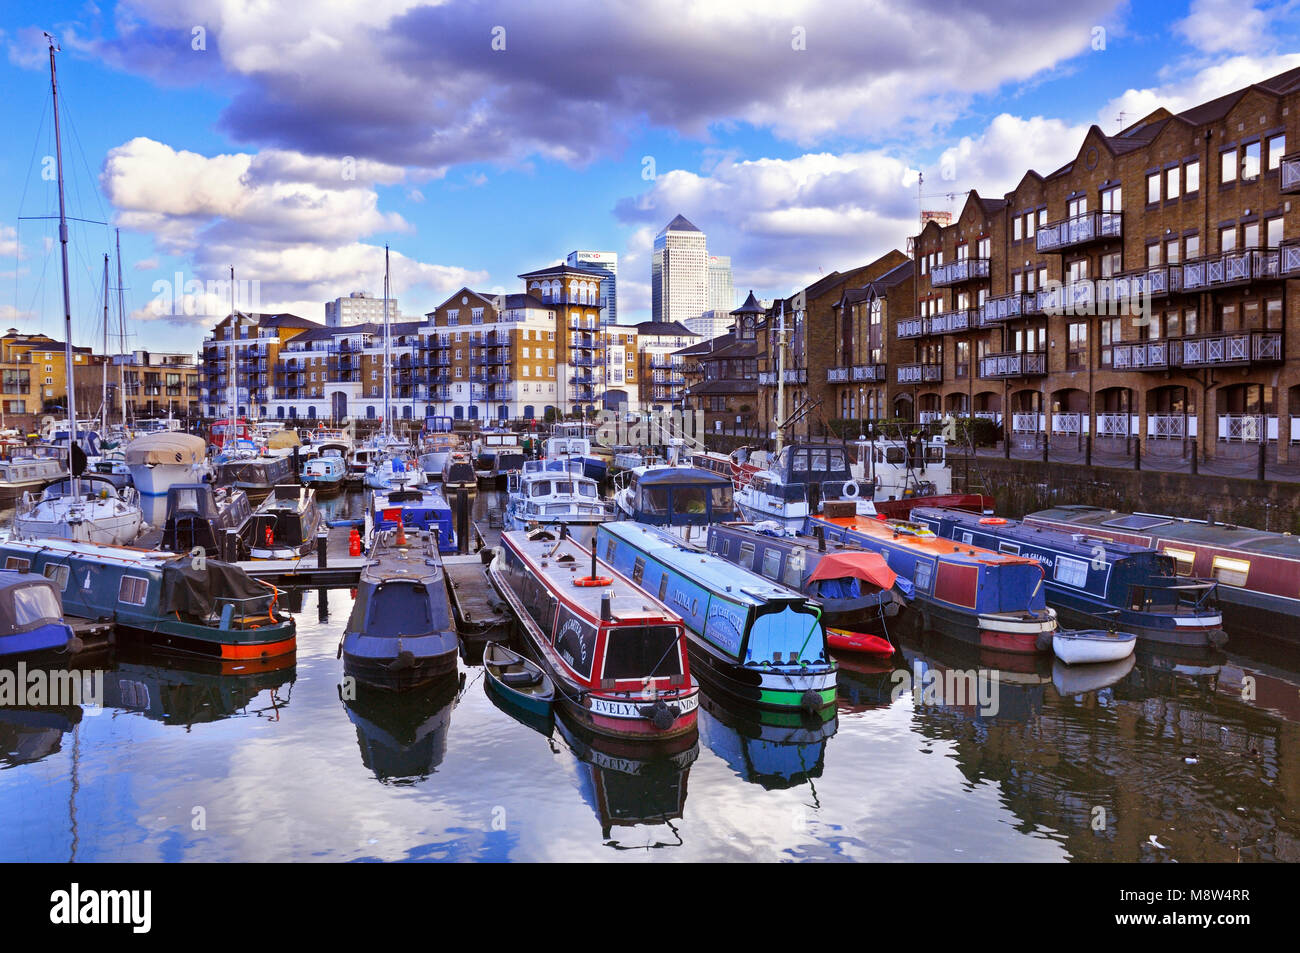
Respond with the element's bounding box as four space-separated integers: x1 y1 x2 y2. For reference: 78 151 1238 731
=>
115 619 297 661
300 476 343 497
686 636 837 711
0 622 75 658
342 633 459 692
13 510 142 547
1052 629 1137 665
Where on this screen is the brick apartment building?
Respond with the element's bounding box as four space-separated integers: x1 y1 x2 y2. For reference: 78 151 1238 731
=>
901 66 1300 460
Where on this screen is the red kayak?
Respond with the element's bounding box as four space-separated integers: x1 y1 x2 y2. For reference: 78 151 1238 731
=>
827 627 895 657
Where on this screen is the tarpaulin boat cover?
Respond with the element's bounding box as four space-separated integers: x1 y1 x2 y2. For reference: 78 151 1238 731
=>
124 432 206 466
161 559 270 618
0 573 64 634
807 551 897 590
267 430 301 449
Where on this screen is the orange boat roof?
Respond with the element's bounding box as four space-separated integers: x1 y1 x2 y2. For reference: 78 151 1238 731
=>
812 514 1042 568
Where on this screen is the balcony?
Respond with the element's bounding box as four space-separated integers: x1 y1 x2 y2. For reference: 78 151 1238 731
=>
926 308 975 335
649 357 679 369
930 258 990 288
1182 248 1281 291
783 368 806 384
979 351 1047 379
1170 330 1283 368
1097 264 1184 303
758 371 776 385
896 317 924 340
1035 210 1122 253
980 292 1040 325
827 364 886 383
1283 245 1300 277
1111 341 1169 371
1036 280 1095 316
1282 153 1300 194
896 362 942 384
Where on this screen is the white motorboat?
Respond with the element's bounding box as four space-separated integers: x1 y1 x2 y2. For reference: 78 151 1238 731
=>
1052 628 1137 665
364 451 426 491
733 441 877 530
124 432 210 496
0 455 68 503
505 458 609 532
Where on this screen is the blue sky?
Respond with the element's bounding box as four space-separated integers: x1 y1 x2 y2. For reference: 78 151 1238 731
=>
1 0 1298 355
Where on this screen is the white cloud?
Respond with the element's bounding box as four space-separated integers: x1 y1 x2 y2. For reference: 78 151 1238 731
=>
1103 52 1300 128
1175 0 1274 54
936 113 1093 193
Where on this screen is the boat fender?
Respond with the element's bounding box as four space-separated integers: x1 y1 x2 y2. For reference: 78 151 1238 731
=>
1209 629 1228 649
979 517 1007 525
842 481 859 499
1035 631 1053 652
62 635 84 655
639 699 679 731
799 690 823 714
574 576 613 587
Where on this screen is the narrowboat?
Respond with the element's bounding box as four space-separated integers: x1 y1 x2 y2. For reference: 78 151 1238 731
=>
808 503 1057 654
158 483 254 558
370 486 457 553
0 456 67 503
300 452 346 497
215 453 295 501
0 538 295 661
247 485 323 559
705 522 907 647
488 528 700 742
596 520 837 713
442 450 478 491
504 459 609 532
1024 505 1300 643
123 432 210 497
341 527 459 692
612 459 737 544
0 572 78 660
911 507 1227 649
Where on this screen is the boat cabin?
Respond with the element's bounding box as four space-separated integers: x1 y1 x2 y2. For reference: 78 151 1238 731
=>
160 483 254 557
621 467 735 527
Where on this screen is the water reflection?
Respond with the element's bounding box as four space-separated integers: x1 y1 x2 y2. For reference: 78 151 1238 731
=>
343 674 462 783
0 705 81 767
698 692 835 790
102 648 295 727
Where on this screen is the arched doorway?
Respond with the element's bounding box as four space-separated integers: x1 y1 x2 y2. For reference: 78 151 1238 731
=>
1009 388 1043 434
1050 387 1087 435
331 391 347 422
892 393 914 421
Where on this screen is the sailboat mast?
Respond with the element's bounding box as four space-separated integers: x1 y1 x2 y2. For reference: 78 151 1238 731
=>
48 38 78 495
115 229 127 427
101 254 109 434
383 244 392 438
775 302 785 455
228 266 236 431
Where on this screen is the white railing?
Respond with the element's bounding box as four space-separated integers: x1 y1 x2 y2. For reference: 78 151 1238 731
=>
919 411 944 424
1218 414 1278 442
1292 416 1300 444
1012 413 1045 434
1147 414 1197 440
974 411 1003 424
1095 413 1131 437
1052 412 1085 435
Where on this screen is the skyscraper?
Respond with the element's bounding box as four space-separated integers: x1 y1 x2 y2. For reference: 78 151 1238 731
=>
651 214 708 326
707 255 734 312
566 250 618 325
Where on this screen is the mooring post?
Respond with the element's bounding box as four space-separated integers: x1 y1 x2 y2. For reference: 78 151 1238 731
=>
1134 436 1141 471
1042 430 1048 464
1191 437 1198 475
1259 440 1267 482
1085 434 1092 467
456 490 469 555
317 530 329 569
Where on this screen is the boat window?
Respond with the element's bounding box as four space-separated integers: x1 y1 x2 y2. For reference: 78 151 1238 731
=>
926 446 944 463
42 564 69 591
1053 555 1090 588
632 556 645 585
783 548 805 588
119 575 149 606
961 531 974 545
604 538 617 562
1212 555 1250 587
657 573 668 602
578 483 597 498
674 485 707 514
828 449 846 473
554 481 573 495
710 485 733 512
998 542 1020 556
366 582 432 635
602 625 683 680
11 584 60 626
1161 547 1196 576
914 559 933 592
761 548 782 581
5 557 30 572
639 486 670 515
885 447 905 464
739 543 755 570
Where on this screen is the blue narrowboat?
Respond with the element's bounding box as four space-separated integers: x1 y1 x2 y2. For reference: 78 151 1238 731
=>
808 505 1057 653
596 520 836 713
371 486 456 553
910 507 1227 649
0 538 295 661
0 571 78 660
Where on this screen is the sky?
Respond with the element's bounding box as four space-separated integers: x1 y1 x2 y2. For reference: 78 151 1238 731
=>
0 0 1298 356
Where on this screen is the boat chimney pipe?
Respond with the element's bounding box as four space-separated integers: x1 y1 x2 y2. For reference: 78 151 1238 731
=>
601 590 612 621
591 543 597 581
815 522 825 552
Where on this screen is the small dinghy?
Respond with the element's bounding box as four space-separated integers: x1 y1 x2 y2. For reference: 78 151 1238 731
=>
826 627 895 658
1052 628 1136 666
483 642 554 717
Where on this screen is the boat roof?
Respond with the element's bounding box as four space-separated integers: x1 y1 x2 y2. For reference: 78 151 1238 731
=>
1027 505 1300 557
810 514 1043 568
912 507 1154 559
806 550 896 588
0 536 182 569
601 521 800 607
502 529 682 625
632 465 731 487
362 532 443 584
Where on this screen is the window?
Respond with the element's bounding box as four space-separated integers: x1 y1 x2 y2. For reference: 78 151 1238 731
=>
1267 133 1286 170
1147 243 1161 268
1242 141 1261 180
1220 148 1237 183
1165 167 1179 200
1265 216 1283 249
5 557 30 572
42 564 70 590
760 548 782 580
738 542 755 570
1185 233 1200 259
1013 216 1022 241
1068 196 1087 217
1243 221 1259 249
1212 555 1250 588
1165 239 1180 265
1161 547 1196 576
1037 208 1047 228
1067 322 1087 369
1100 317 1121 366
1101 185 1121 212
1146 172 1161 204
119 575 149 605
632 556 645 585
1219 226 1237 253
1054 555 1089 588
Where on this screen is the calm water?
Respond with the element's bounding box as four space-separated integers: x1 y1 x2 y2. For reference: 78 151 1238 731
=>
1 490 1297 862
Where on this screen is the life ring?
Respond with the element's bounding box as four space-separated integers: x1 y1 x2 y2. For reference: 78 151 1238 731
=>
573 576 613 587
979 517 1007 525
842 481 859 499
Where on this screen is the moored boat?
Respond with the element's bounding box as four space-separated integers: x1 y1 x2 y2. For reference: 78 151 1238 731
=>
371 486 456 553
0 455 67 503
300 452 346 497
0 572 78 660
441 450 477 491
504 459 608 532
0 538 295 661
215 453 295 501
612 453 737 544
341 527 459 691
597 520 837 713
483 642 554 717
488 528 699 742
247 485 322 559
124 432 210 497
808 503 1057 654
158 483 254 558
12 474 144 546
1052 628 1137 665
